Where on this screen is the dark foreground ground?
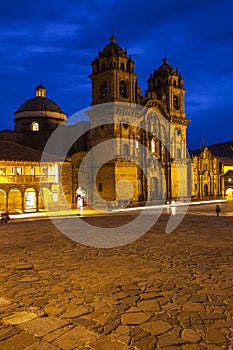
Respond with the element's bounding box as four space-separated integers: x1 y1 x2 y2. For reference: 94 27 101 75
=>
0 201 233 350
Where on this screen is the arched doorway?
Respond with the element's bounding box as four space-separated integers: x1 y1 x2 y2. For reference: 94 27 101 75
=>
226 188 233 198
24 188 37 212
0 189 6 211
8 189 22 213
203 184 208 197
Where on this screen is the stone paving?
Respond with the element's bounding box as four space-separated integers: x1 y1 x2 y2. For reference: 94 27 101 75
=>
0 201 233 349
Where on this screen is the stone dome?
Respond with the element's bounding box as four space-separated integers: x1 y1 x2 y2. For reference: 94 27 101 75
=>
157 57 178 75
14 85 67 132
15 84 65 114
15 96 65 114
99 35 126 58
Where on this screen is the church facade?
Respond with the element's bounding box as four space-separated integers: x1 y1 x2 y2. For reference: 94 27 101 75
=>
71 35 191 208
0 35 232 213
191 145 233 199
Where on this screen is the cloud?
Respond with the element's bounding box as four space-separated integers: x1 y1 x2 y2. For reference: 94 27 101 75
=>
0 0 232 148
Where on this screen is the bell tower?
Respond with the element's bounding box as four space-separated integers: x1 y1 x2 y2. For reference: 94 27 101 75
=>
89 35 140 105
147 56 186 119
146 56 190 199
146 55 189 149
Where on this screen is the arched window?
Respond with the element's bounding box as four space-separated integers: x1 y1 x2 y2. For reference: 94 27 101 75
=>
121 63 125 70
151 139 156 153
173 95 179 110
123 143 129 156
31 122 39 131
177 148 181 159
100 82 108 97
119 80 128 98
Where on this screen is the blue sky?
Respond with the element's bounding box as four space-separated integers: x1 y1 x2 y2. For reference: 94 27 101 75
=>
0 0 232 149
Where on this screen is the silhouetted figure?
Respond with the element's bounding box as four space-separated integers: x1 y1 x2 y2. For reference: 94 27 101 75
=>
216 205 221 216
0 212 10 223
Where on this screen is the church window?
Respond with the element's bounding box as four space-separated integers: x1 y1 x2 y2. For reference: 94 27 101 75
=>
123 143 129 156
177 148 181 158
98 183 103 192
31 122 39 131
101 63 106 71
173 95 179 110
119 80 128 98
100 83 108 97
151 139 156 153
121 63 125 70
136 140 139 149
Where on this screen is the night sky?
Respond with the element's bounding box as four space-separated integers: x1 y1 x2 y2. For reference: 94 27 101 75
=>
0 0 232 150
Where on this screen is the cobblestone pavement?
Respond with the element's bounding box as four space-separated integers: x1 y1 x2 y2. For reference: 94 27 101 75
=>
0 201 233 349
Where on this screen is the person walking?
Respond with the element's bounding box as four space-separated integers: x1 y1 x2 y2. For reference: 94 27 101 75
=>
216 204 221 216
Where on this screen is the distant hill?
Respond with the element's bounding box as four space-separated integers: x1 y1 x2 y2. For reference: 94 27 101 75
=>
189 141 233 158
209 141 233 158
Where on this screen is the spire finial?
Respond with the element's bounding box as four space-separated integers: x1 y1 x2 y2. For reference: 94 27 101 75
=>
110 27 116 43
163 50 168 64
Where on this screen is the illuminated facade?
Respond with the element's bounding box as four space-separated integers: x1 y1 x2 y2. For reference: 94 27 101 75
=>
0 141 72 213
0 85 71 213
77 35 191 207
191 147 222 198
224 169 233 198
0 36 232 213
191 146 233 199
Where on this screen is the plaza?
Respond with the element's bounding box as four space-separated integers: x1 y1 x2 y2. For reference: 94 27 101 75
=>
0 201 233 349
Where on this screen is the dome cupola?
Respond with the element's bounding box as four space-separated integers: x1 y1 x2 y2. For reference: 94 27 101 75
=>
35 83 46 97
14 84 67 132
